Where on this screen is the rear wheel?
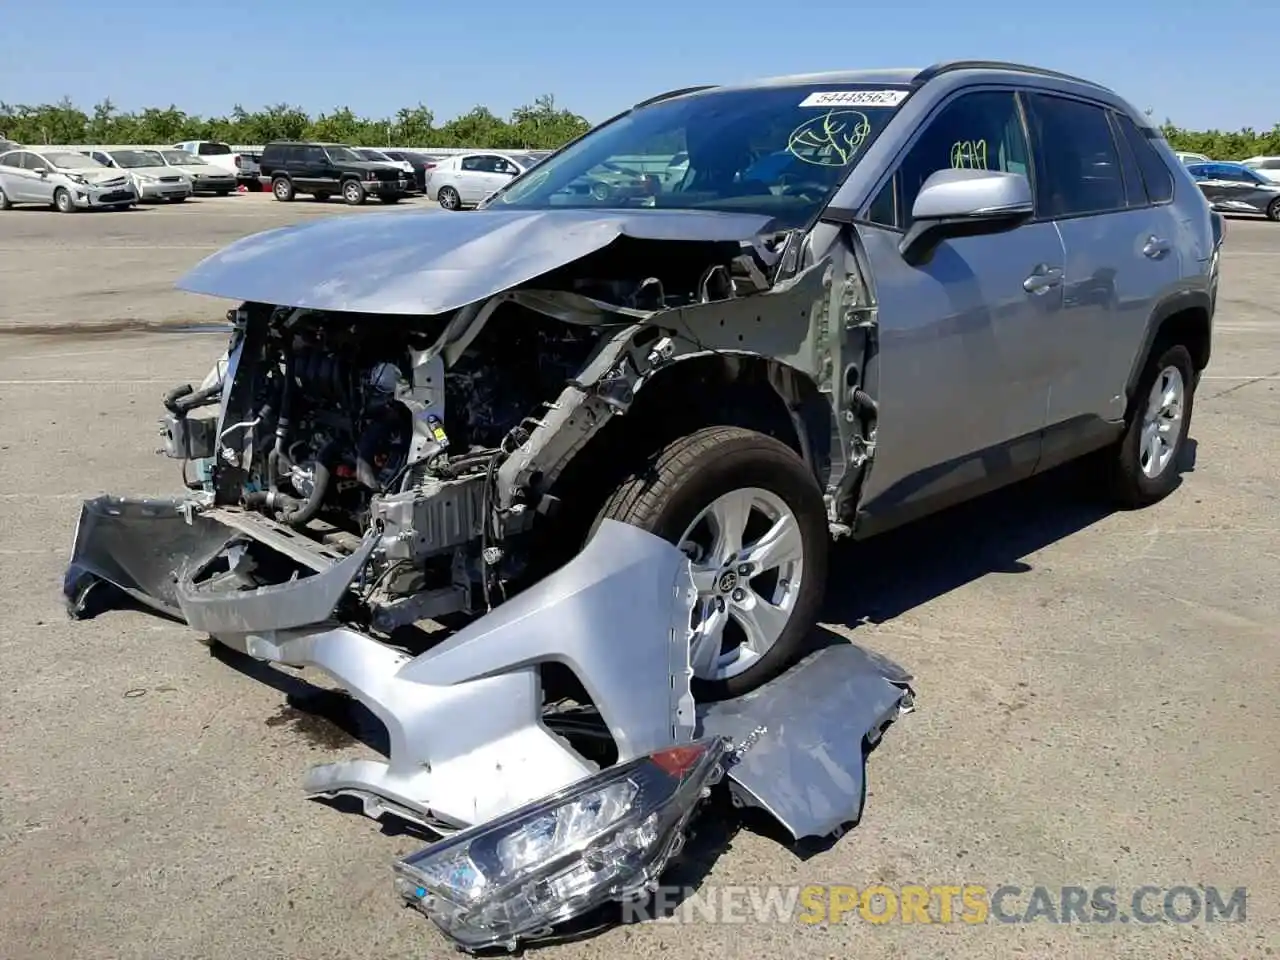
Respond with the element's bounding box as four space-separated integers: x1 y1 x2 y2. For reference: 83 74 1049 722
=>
342 179 366 205
1267 198 1280 222
1107 343 1196 507
272 177 294 202
437 185 461 210
0 186 11 210
595 425 829 701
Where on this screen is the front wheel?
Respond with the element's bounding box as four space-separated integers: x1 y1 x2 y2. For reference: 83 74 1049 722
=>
54 188 76 213
342 180 366 205
596 425 829 702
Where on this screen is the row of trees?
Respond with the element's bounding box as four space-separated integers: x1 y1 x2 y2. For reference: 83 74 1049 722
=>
3 97 1279 158
0 95 592 150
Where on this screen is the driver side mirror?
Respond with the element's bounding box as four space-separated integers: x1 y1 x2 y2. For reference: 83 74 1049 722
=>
899 168 1034 266
32 166 48 176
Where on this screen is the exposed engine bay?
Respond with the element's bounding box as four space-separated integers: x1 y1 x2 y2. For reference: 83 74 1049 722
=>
154 230 834 636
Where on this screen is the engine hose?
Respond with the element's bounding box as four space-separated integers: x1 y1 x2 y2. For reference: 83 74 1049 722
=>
269 347 296 493
277 440 341 528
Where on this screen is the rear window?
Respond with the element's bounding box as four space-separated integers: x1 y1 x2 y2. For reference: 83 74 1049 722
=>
1115 114 1173 204
198 142 232 155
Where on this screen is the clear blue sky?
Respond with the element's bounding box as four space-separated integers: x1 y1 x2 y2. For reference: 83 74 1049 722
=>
0 0 1272 132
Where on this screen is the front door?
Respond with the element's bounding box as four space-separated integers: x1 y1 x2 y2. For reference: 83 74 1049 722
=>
855 88 1062 523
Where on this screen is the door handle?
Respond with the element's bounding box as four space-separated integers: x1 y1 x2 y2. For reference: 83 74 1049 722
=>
1023 265 1063 294
1143 236 1171 258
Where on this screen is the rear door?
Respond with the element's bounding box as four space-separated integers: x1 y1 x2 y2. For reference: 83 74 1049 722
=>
0 151 29 200
1022 92 1184 443
456 154 490 201
22 152 56 203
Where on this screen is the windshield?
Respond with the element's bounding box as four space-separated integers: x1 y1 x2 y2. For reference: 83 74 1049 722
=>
489 84 907 227
161 150 205 165
46 152 103 168
110 150 163 168
359 149 391 161
325 146 362 162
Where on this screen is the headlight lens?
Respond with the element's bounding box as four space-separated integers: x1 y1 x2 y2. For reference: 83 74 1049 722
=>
394 737 727 951
67 174 90 186
134 173 156 183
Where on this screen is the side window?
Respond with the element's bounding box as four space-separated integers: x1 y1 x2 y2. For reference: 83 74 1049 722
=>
868 90 1030 228
460 155 485 171
22 153 46 171
1109 113 1149 207
1024 93 1126 218
0 152 23 168
1115 113 1174 204
302 146 325 163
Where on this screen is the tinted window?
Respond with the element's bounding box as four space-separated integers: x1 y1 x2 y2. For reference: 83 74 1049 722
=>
869 90 1031 228
1261 159 1280 170
303 146 326 162
0 152 23 167
198 142 232 155
1025 93 1125 217
1110 113 1148 207
1115 113 1173 204
460 155 486 171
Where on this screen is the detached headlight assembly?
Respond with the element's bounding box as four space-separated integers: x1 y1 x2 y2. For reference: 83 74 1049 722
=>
394 736 728 952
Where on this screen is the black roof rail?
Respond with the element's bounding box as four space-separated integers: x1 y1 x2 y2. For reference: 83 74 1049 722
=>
912 60 1110 91
633 85 719 109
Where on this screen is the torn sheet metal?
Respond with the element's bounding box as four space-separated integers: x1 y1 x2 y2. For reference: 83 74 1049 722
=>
697 642 913 841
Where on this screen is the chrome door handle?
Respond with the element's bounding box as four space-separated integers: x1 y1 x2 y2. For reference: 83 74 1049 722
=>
1023 265 1063 294
1143 236 1171 258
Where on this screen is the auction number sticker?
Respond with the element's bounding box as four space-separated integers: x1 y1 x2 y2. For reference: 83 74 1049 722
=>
799 90 909 108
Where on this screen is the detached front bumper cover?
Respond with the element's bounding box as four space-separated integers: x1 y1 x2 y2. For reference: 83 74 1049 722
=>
395 736 729 952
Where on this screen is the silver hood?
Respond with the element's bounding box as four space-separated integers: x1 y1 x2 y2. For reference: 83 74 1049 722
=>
175 207 780 316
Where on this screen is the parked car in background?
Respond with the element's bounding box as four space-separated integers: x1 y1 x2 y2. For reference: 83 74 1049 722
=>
86 148 193 203
425 151 532 209
1186 160 1280 220
1175 150 1210 164
258 140 411 204
171 140 257 188
155 150 238 195
1240 155 1280 183
0 148 137 211
0 137 20 154
383 149 444 192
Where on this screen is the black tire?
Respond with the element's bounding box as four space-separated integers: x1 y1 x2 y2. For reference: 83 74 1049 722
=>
1267 198 1280 222
437 185 461 210
1107 342 1196 508
54 187 76 213
381 193 401 204
342 180 366 205
595 425 829 702
271 178 293 202
0 186 11 210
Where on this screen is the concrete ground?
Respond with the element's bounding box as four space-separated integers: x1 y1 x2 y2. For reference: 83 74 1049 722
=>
0 201 1276 960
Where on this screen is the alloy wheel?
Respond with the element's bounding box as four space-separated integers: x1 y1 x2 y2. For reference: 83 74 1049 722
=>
1139 365 1185 479
677 487 805 682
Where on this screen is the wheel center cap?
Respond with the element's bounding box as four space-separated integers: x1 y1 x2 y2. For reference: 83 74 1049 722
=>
716 570 739 594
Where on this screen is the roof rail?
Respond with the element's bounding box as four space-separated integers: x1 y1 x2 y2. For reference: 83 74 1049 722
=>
633 85 719 109
912 60 1110 91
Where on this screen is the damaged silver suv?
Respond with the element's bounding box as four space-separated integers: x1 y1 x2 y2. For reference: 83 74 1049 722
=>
67 61 1219 708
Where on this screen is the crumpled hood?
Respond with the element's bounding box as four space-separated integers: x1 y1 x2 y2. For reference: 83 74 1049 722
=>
61 166 128 184
175 207 779 316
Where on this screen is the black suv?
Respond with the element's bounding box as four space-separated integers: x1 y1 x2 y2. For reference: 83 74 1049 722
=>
258 140 411 205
